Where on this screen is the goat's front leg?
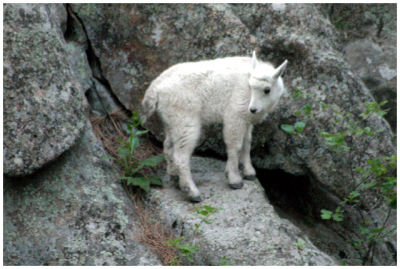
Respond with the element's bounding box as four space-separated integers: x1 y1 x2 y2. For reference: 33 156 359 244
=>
239 124 257 180
223 119 247 189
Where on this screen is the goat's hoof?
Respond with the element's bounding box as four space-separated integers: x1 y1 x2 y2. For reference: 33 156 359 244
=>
189 195 203 203
244 175 257 181
229 182 244 189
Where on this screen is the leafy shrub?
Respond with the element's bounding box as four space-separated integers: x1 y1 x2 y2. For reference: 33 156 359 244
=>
282 87 396 264
164 237 198 264
112 111 164 192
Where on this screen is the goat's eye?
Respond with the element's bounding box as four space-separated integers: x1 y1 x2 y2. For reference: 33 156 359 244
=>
264 87 271 94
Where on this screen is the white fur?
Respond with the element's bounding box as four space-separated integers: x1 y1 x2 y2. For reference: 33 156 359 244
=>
141 52 287 201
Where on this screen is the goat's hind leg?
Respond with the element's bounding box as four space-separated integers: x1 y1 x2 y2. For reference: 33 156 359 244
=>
171 120 202 202
163 130 179 180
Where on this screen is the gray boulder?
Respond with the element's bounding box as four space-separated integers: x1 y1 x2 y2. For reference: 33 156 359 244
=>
5 3 395 266
229 4 396 264
148 157 337 266
71 4 254 126
4 120 161 265
341 4 397 130
66 3 395 264
4 4 87 177
63 5 120 116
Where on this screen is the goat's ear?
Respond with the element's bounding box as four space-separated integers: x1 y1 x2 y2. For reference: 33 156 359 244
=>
252 51 258 70
273 60 288 79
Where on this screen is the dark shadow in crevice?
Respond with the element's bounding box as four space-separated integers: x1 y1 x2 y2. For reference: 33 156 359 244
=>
65 4 131 118
257 168 336 225
256 167 357 263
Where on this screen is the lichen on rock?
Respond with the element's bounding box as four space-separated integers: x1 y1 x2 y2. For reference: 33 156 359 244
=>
4 4 87 177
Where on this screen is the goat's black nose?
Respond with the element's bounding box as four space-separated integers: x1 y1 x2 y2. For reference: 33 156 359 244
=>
250 108 257 114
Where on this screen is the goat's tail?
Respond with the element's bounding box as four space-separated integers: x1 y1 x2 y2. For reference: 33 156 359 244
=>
140 87 158 124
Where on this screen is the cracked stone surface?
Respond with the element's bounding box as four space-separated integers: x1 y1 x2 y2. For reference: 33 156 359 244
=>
3 3 396 266
147 157 337 266
4 120 161 265
4 4 88 177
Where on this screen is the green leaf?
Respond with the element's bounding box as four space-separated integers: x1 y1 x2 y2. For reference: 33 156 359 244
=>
131 110 142 127
332 213 344 222
386 155 397 168
367 158 387 176
135 130 149 136
101 155 114 161
292 87 303 99
349 191 360 198
372 227 385 234
332 207 344 222
121 176 150 192
319 101 329 110
303 104 312 115
203 205 218 213
148 176 163 186
364 126 373 136
293 240 306 249
376 110 387 117
199 210 209 216
202 218 212 224
360 225 370 235
219 256 235 266
137 155 165 167
118 145 130 160
388 197 396 209
294 121 306 132
193 205 200 213
379 100 388 107
363 181 378 190
117 137 128 145
281 124 295 134
129 135 140 154
320 209 333 220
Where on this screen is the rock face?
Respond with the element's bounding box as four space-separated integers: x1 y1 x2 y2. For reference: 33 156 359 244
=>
3 4 159 265
70 3 254 135
3 4 87 176
67 3 396 264
3 120 160 266
228 4 396 264
148 157 337 266
340 4 397 130
3 3 396 266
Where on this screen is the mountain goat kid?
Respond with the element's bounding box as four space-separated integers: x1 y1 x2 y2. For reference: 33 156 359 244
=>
141 52 287 202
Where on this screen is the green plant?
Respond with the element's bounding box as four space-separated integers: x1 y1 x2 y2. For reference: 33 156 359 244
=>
164 237 198 264
219 256 235 266
164 204 222 265
194 205 218 225
281 121 306 135
113 111 164 192
293 239 307 250
283 87 396 265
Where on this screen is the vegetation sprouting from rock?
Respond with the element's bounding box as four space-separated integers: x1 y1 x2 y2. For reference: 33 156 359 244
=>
281 87 396 265
109 111 164 192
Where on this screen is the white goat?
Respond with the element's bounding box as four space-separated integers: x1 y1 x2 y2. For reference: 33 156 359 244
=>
141 52 287 202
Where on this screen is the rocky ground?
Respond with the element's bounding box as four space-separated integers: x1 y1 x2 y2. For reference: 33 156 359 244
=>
4 3 396 265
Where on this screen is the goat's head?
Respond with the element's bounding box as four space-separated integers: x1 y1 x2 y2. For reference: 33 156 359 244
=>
248 51 287 115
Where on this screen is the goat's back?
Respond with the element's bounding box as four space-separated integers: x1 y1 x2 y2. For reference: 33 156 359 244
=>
149 57 252 124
